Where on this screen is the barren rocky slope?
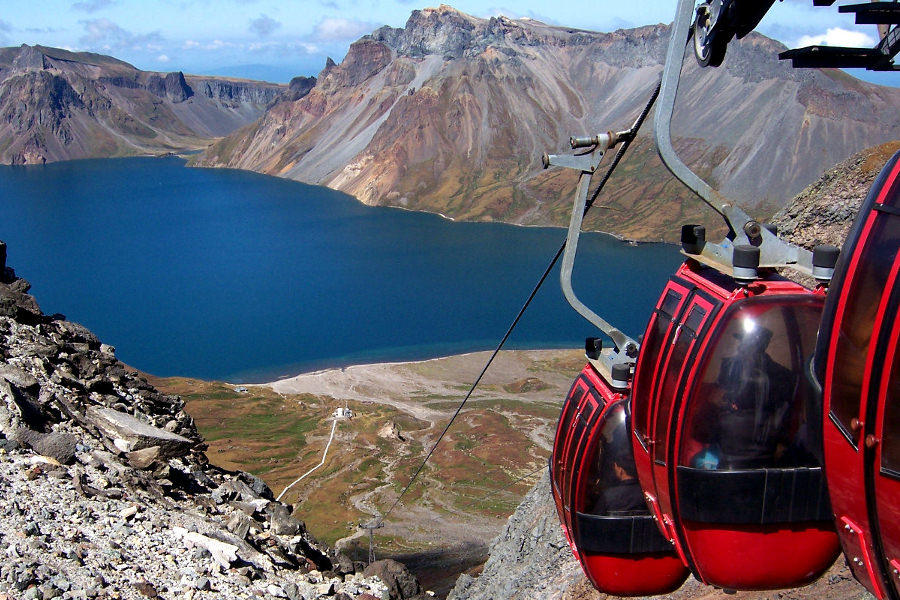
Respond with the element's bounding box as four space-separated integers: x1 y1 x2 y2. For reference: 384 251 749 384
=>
0 44 286 164
0 242 427 600
195 5 900 241
446 142 900 600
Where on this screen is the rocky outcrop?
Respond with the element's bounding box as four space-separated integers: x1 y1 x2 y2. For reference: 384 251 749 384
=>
448 471 583 600
194 76 288 104
0 246 422 599
195 6 900 241
0 44 286 164
772 140 900 251
285 76 317 102
147 71 194 103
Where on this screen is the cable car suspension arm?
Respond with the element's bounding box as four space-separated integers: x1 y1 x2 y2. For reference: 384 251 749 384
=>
543 84 660 360
655 0 816 275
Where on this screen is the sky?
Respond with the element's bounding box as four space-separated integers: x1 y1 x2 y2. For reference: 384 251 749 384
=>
1 0 896 86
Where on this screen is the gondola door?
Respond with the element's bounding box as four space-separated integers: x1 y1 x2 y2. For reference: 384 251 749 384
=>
818 150 900 600
873 294 900 600
552 362 690 596
632 269 719 563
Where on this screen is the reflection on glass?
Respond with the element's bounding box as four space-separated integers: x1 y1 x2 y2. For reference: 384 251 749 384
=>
681 298 823 470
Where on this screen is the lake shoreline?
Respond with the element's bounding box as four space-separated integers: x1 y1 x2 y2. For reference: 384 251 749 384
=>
255 348 587 407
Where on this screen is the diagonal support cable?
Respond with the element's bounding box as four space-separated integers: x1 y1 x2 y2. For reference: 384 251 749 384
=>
381 81 660 523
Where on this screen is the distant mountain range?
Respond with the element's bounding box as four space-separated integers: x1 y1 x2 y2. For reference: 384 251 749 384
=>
190 6 899 240
3 7 899 240
0 44 285 164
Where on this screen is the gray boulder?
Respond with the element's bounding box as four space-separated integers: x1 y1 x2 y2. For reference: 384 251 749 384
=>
15 428 78 464
363 559 421 600
85 407 192 458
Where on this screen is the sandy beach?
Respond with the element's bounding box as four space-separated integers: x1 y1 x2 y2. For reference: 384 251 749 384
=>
263 349 586 426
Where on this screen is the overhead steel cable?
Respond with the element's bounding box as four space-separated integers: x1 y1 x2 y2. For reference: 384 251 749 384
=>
380 80 661 523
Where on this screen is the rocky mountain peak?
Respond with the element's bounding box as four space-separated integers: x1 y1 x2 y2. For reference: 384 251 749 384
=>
318 38 393 91
11 44 48 72
372 4 526 60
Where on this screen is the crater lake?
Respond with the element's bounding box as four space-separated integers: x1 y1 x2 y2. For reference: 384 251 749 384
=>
0 157 683 382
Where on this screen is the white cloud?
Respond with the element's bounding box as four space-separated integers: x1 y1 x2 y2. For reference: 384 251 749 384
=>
73 0 117 12
312 17 376 42
79 18 164 52
157 54 170 62
796 27 876 48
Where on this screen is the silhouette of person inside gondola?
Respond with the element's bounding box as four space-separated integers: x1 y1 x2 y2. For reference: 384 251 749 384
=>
713 321 794 469
592 426 646 516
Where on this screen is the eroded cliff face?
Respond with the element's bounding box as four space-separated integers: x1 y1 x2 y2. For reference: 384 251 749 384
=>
0 44 286 164
194 5 900 241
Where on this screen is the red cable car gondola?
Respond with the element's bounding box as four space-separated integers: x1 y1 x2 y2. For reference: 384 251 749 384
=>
551 358 690 596
630 255 840 590
814 149 900 600
626 1 841 587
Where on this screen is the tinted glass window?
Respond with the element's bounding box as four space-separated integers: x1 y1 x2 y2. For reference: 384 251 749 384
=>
881 324 900 476
565 390 604 501
583 401 647 516
653 321 694 460
633 312 672 443
553 384 584 484
832 214 900 437
680 296 823 470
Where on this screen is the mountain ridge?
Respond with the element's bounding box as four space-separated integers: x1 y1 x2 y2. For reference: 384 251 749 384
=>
0 44 287 164
194 5 900 241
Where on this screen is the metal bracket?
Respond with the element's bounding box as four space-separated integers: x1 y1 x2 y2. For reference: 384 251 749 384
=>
544 134 640 365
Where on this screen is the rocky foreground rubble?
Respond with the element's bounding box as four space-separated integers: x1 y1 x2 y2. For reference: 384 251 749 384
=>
0 241 425 600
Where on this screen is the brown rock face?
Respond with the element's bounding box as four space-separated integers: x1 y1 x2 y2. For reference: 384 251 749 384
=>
0 44 286 164
194 6 900 241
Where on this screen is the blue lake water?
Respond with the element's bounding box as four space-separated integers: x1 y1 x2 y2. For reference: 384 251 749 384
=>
0 157 683 382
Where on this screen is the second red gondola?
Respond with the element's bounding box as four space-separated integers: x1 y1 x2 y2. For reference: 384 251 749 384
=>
631 256 841 590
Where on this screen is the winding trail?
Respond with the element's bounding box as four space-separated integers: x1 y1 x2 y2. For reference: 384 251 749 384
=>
276 418 339 502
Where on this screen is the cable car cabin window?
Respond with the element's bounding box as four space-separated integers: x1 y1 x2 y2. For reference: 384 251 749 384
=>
580 401 645 516
831 212 900 441
653 305 705 463
634 290 682 446
881 330 900 478
553 384 586 480
680 297 823 471
565 393 602 505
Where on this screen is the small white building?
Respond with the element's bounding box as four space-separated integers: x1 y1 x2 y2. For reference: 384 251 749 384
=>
333 406 353 419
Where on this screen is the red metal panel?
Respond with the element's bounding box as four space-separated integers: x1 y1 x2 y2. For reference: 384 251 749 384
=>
681 521 840 590
873 263 900 600
581 553 688 596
